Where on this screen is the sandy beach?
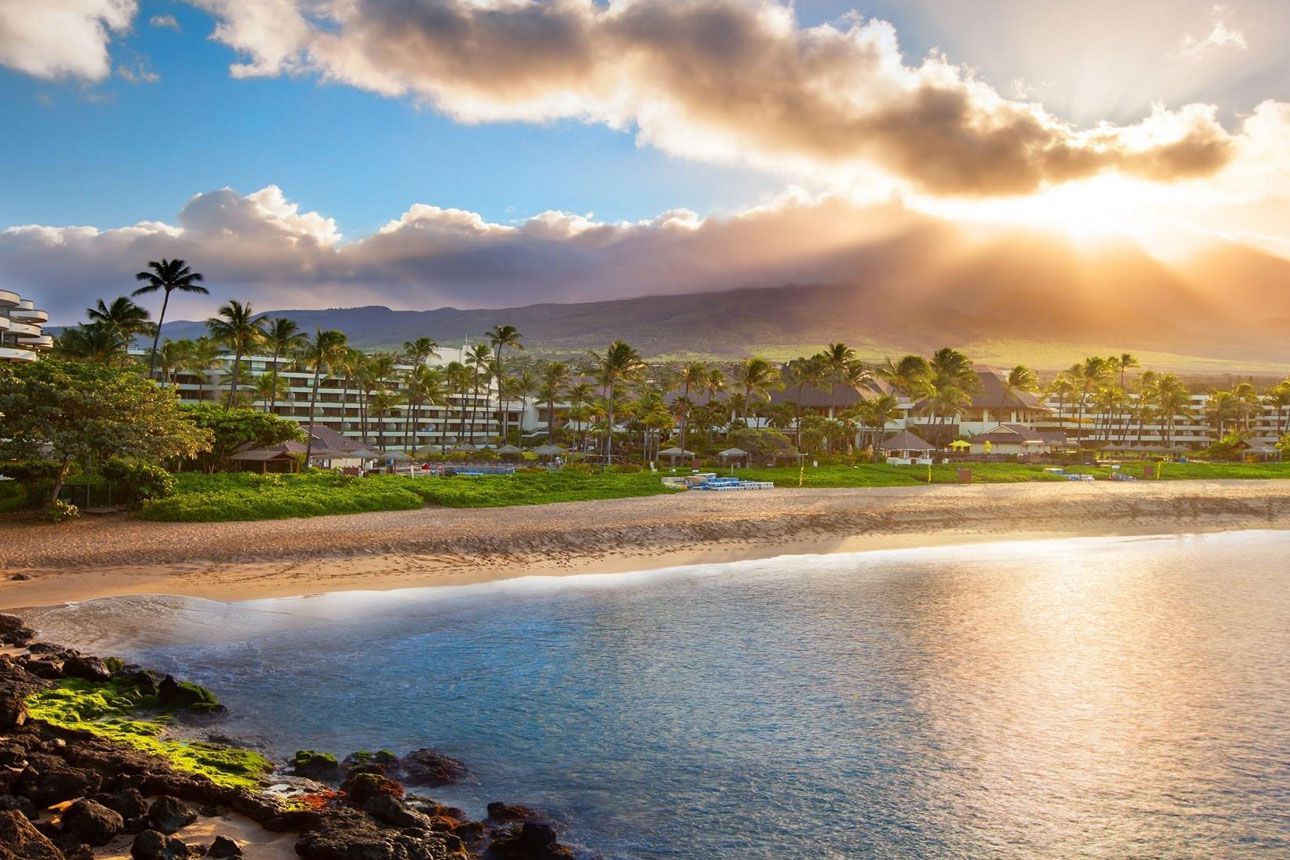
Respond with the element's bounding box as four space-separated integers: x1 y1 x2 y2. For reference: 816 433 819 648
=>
3 480 1290 609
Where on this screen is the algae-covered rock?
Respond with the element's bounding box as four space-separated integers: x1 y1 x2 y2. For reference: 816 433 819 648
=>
157 677 224 714
291 750 340 781
400 749 468 787
340 771 404 806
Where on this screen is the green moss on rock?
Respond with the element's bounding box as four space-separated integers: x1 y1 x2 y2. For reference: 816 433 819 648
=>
24 678 270 791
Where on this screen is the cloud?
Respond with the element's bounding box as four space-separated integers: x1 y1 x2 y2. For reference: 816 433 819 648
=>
149 13 180 31
1 185 953 323
117 58 159 84
187 0 1237 196
0 0 136 80
1175 4 1247 62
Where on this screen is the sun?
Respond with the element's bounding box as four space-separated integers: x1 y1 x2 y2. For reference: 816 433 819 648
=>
919 174 1173 245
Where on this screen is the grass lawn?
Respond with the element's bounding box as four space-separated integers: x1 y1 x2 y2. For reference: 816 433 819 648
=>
140 468 677 521
136 460 1290 522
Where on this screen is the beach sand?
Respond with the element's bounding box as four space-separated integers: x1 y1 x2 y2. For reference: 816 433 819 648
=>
4 480 1290 609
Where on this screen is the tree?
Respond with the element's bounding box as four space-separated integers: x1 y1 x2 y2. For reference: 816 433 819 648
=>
1005 365 1039 398
465 342 494 441
508 368 539 439
732 357 782 425
0 358 211 505
1268 380 1290 436
443 361 473 443
55 322 133 365
676 361 711 455
591 341 646 465
538 361 571 443
403 364 444 451
1046 374 1076 435
1155 375 1191 449
133 258 207 378
260 318 307 414
182 337 223 402
855 393 902 457
252 372 290 412
156 339 192 388
206 300 262 408
877 355 931 396
402 337 440 366
784 355 827 449
181 403 303 472
1069 356 1112 445
87 296 154 344
487 325 524 441
918 347 978 445
301 329 349 464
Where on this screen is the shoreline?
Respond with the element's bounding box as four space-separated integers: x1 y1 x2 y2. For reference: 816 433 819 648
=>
5 480 1290 609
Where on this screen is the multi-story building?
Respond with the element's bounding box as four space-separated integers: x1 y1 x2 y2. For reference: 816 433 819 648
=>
0 290 51 363
131 344 536 451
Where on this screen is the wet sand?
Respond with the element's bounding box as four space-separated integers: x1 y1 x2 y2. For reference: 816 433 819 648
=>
4 480 1290 609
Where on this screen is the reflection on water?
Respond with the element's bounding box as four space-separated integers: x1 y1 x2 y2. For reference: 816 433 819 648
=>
27 532 1290 859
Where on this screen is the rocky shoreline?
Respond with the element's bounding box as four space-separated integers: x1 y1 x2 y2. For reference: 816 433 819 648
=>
0 614 578 860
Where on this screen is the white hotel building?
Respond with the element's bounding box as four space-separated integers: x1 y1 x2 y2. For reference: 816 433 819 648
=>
0 290 52 363
130 344 535 451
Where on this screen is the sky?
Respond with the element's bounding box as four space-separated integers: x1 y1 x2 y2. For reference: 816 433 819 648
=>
2 0 1290 324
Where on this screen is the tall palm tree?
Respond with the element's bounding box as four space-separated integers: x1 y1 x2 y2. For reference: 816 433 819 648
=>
920 347 977 445
302 329 349 464
252 372 290 412
182 337 222 401
1069 356 1111 446
1047 374 1077 435
1233 381 1260 433
402 337 440 366
133 258 207 378
539 361 571 443
856 393 902 457
465 342 494 441
733 357 782 425
443 361 473 444
55 323 130 365
487 325 524 441
1268 380 1290 436
1005 365 1039 399
403 364 445 451
87 296 154 343
677 361 711 455
1206 389 1237 439
591 341 645 465
877 354 931 396
206 300 262 408
1155 375 1191 449
565 381 597 452
155 338 192 387
509 368 539 439
261 318 307 414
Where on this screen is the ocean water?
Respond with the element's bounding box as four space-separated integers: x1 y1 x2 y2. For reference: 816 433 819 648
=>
26 531 1290 859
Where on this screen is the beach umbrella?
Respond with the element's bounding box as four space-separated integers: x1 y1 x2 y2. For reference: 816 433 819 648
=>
495 444 523 457
948 440 970 451
532 443 566 457
451 442 478 453
657 446 694 459
718 447 749 459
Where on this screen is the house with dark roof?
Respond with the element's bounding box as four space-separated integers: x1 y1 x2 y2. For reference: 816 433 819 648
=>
957 368 1050 436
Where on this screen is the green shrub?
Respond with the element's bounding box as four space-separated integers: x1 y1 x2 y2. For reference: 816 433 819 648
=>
40 499 79 522
101 457 176 506
0 481 26 513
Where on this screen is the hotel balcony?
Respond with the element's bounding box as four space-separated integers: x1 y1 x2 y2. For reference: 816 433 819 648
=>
0 346 38 362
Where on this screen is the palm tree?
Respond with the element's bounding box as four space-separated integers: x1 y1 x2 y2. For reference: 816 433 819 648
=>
733 357 782 425
857 393 902 456
676 361 710 455
252 372 289 412
182 337 222 401
487 325 524 440
1233 381 1260 433
1206 389 1237 439
508 369 539 439
591 341 645 466
877 354 931 396
132 258 207 378
155 338 192 387
1005 365 1039 399
301 329 349 464
920 347 977 445
1046 374 1077 435
261 318 307 414
539 361 571 443
465 342 494 441
206 300 262 408
87 296 154 343
402 337 440 366
1155 375 1191 449
367 389 403 450
565 381 597 452
443 361 473 444
1268 380 1290 436
55 323 131 365
403 365 445 451
1069 356 1111 446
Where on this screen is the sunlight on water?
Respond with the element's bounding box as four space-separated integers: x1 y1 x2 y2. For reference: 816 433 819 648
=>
27 532 1290 859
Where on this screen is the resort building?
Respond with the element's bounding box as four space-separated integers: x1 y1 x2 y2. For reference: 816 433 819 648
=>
0 290 51 363
128 345 532 451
